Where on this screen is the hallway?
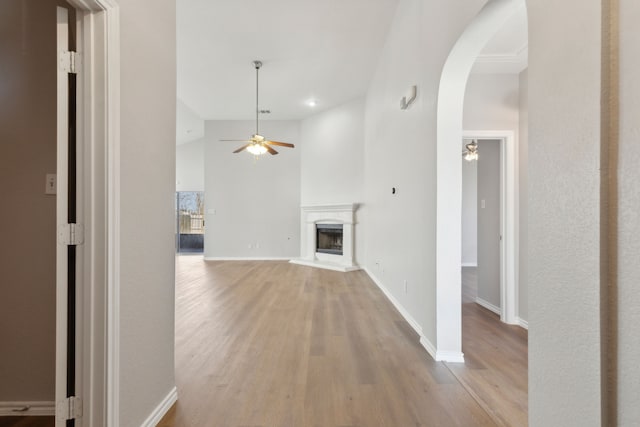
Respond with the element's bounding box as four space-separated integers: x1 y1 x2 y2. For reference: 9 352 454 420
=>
159 257 527 426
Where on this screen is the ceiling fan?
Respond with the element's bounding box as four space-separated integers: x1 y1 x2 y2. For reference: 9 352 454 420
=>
220 60 295 156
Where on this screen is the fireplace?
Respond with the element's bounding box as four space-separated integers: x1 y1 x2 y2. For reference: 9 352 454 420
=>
316 224 343 255
289 204 360 272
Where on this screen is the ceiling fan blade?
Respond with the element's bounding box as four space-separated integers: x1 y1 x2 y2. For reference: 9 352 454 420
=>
233 143 252 153
221 139 252 142
265 140 295 148
265 145 279 155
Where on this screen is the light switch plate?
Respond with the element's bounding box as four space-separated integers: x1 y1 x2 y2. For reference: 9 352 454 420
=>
46 174 57 195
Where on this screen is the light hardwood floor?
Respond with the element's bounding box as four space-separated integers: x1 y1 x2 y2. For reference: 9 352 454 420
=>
159 257 527 427
455 266 529 426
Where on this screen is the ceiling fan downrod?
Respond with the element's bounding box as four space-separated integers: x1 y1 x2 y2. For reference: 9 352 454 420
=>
254 60 262 136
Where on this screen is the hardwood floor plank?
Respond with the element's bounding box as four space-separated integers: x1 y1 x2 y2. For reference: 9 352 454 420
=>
445 302 529 427
159 257 526 427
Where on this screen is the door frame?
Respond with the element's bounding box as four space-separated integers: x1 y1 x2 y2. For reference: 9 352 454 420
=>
56 1 120 425
463 131 518 325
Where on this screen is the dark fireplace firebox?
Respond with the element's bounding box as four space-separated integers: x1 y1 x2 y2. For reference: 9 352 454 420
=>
316 224 343 255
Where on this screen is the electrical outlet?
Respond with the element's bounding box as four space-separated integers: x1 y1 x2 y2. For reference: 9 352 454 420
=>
255 242 260 249
248 243 252 249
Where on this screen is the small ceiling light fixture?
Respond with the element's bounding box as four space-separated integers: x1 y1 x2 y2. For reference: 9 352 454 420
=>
463 140 479 161
307 99 317 107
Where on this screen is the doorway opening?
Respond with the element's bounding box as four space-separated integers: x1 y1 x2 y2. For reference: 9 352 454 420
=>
461 133 517 323
176 191 205 254
435 0 525 361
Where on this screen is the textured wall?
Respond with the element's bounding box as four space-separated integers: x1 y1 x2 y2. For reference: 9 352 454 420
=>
0 0 57 402
518 68 528 322
617 0 640 424
118 0 177 426
528 0 603 424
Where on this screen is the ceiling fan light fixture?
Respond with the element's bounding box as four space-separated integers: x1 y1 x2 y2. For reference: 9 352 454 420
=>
247 143 267 156
463 140 479 162
464 151 478 162
222 61 295 156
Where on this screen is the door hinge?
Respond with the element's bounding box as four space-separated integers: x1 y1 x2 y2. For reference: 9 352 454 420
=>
57 396 82 421
60 51 79 74
58 223 85 246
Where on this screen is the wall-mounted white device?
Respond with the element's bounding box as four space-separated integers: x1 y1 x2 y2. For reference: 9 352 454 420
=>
400 85 417 110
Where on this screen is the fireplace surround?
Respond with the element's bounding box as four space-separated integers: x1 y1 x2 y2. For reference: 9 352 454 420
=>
289 203 359 272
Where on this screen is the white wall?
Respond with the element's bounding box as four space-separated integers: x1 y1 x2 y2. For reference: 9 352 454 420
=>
476 139 501 308
461 154 478 266
204 120 300 259
300 98 365 264
463 73 520 131
463 72 526 320
301 99 364 205
364 0 486 347
176 98 205 145
618 0 640 423
118 0 176 425
176 139 204 192
528 0 603 424
461 73 520 273
518 68 528 322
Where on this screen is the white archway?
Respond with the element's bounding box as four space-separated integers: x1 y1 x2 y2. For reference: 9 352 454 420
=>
435 0 525 361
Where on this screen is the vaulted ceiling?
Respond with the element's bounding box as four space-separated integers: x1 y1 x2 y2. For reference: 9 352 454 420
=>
177 0 527 126
177 0 401 122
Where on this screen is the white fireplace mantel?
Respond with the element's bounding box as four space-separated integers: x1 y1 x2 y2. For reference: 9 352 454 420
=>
290 203 360 272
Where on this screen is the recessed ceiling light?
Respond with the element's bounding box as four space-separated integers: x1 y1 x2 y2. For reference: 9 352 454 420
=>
307 99 317 107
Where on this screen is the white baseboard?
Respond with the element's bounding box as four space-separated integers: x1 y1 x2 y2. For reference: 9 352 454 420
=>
475 297 501 315
204 257 291 261
461 262 477 267
419 336 437 360
289 258 361 272
0 401 55 416
518 317 529 330
436 350 465 363
364 268 464 364
139 387 177 427
364 268 423 336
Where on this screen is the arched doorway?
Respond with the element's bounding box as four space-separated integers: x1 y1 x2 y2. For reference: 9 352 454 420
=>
435 0 525 360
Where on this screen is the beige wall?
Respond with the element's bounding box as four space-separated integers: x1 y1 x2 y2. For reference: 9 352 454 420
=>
518 68 528 322
617 0 640 424
0 0 57 402
528 0 603 424
117 0 177 426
